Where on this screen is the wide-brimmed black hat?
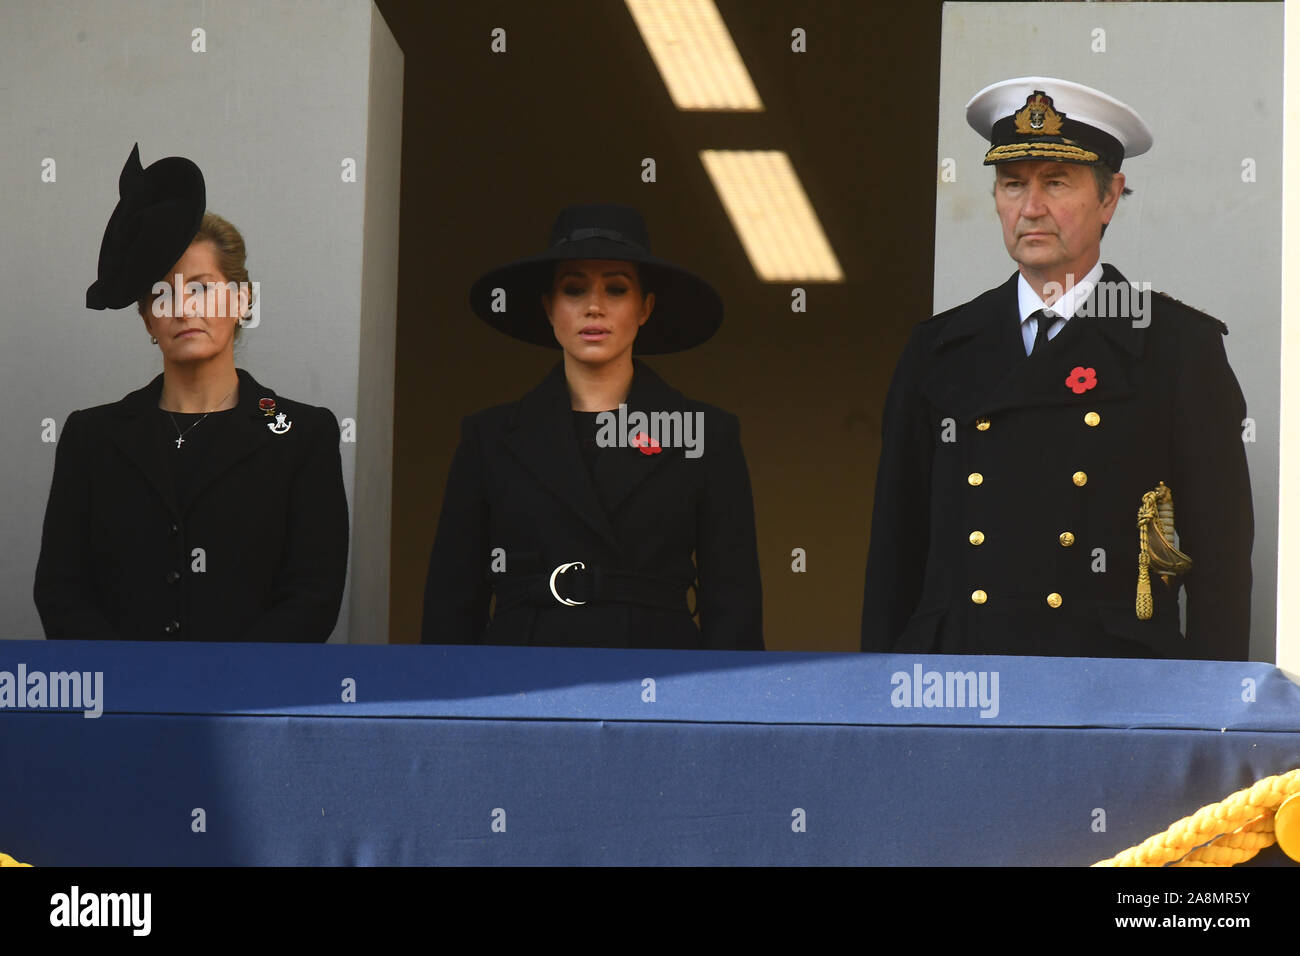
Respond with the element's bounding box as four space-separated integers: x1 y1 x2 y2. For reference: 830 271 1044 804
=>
468 203 723 354
86 143 206 310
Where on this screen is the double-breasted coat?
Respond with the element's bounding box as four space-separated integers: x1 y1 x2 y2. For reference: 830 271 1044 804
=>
861 266 1253 660
421 360 763 649
34 368 349 642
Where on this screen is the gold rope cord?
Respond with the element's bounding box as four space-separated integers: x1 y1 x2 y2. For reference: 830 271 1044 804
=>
1094 768 1300 866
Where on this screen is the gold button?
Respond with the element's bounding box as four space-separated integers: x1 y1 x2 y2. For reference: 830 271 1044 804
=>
975 417 991 431
969 531 985 546
1059 532 1075 547
971 589 987 605
1276 793 1300 862
1046 592 1063 608
1084 411 1100 427
967 472 983 486
1072 471 1088 487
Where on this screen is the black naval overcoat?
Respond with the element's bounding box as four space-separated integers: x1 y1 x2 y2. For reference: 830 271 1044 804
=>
420 360 763 650
34 368 349 642
861 265 1253 660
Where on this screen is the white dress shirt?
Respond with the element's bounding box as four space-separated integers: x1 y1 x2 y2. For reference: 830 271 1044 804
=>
1017 260 1104 355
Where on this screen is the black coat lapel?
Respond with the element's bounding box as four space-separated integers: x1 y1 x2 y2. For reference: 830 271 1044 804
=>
1090 264 1148 357
921 273 1025 423
975 264 1143 416
504 363 622 550
183 369 279 513
107 374 180 518
592 360 681 515
922 266 1146 422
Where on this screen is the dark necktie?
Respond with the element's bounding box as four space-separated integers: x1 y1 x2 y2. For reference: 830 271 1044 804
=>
1028 309 1057 357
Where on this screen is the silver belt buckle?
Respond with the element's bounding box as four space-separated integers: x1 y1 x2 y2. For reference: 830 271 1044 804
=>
548 561 587 606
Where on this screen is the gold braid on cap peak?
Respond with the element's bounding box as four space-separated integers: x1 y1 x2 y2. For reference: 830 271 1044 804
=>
984 142 1100 165
1136 481 1194 620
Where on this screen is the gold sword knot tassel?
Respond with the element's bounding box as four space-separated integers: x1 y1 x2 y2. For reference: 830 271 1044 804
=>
1135 481 1194 620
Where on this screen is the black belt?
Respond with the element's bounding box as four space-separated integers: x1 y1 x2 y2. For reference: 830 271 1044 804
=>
494 562 693 614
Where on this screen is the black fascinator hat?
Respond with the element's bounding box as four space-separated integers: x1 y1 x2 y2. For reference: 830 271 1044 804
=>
86 143 206 310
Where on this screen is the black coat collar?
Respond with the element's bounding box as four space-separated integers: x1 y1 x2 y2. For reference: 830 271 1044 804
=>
504 360 684 551
922 264 1146 423
108 368 280 517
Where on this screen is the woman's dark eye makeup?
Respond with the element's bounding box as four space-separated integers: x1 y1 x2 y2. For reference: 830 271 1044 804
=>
563 283 629 296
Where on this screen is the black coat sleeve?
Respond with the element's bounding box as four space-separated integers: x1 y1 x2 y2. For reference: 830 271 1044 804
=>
33 411 123 640
861 329 934 652
240 407 349 643
695 411 764 650
1171 324 1253 661
421 416 492 644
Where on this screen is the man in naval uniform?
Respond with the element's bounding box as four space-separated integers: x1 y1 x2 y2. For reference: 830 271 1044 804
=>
861 77 1253 660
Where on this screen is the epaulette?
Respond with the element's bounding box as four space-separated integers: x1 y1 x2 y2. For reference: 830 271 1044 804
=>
1152 291 1230 335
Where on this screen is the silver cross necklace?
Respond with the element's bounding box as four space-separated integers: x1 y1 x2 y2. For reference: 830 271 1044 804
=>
166 385 237 450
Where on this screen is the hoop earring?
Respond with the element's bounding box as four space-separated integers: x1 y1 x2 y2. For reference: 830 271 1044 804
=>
150 335 158 345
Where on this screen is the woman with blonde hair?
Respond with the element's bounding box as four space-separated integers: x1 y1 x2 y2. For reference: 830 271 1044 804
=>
34 145 348 641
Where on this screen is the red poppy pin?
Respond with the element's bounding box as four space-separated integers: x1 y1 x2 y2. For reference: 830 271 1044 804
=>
259 397 277 417
1065 367 1097 395
631 431 662 456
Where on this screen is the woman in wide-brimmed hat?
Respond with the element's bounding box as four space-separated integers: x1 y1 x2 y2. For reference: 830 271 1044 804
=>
33 144 348 642
421 203 763 649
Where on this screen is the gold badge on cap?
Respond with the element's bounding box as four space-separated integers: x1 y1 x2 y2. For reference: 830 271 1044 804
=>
1014 91 1064 136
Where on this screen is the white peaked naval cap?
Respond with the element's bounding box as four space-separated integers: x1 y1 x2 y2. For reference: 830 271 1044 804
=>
965 76 1153 170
